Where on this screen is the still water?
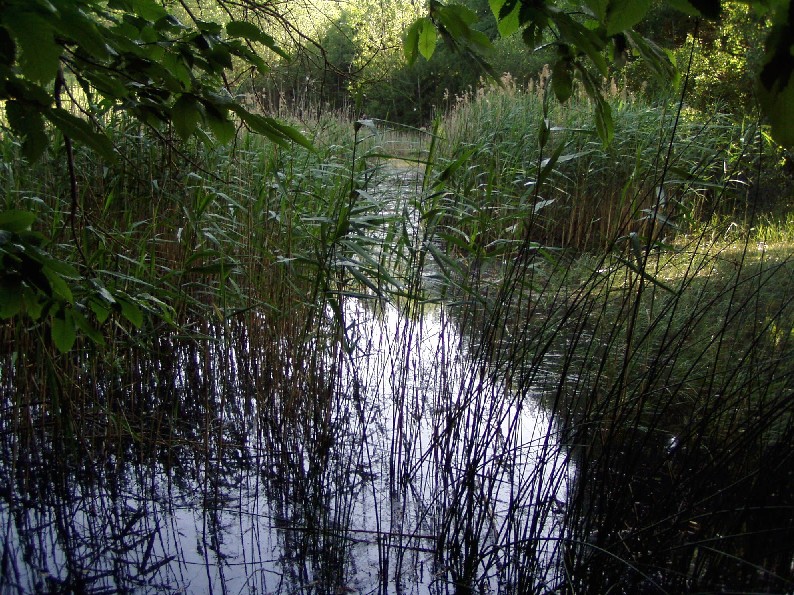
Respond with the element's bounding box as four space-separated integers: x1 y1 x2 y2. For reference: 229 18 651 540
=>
0 293 571 594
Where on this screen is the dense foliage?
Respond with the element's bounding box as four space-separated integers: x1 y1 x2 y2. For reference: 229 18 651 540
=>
404 0 794 145
0 0 313 345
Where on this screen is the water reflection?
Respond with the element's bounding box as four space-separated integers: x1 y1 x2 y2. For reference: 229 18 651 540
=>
0 297 570 594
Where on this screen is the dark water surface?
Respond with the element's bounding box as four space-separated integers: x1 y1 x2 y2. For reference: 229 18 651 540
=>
0 298 571 594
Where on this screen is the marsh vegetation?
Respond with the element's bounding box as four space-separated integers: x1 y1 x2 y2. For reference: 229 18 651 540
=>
2 80 793 593
2 1 794 593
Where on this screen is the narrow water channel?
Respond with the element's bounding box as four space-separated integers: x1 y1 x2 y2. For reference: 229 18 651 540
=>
0 160 573 593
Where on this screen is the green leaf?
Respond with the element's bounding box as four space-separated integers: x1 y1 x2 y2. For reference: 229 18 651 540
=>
185 259 237 275
667 0 721 18
196 20 223 36
418 18 438 60
551 58 574 102
439 4 480 26
160 52 193 89
435 4 492 52
5 11 61 83
404 18 421 64
553 11 609 76
239 110 314 150
171 94 202 139
687 0 722 18
118 297 143 328
435 5 472 38
522 23 544 49
81 70 130 99
51 310 77 352
56 5 111 61
625 30 678 85
427 239 464 281
45 108 116 161
72 310 105 345
539 141 567 182
347 264 381 295
226 40 270 74
758 76 794 147
207 43 233 70
0 282 22 318
226 20 288 60
43 268 74 303
606 0 651 36
5 100 49 161
435 146 478 183
131 0 169 22
42 256 79 279
0 25 16 66
757 8 794 147
538 117 550 149
462 28 493 52
226 20 265 41
0 209 36 232
595 98 614 147
616 254 677 293
585 0 608 21
96 285 116 305
89 300 111 324
25 292 45 320
490 0 521 37
202 101 236 143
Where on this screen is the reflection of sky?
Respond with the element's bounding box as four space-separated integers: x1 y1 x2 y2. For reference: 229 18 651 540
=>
0 295 570 594
340 298 570 593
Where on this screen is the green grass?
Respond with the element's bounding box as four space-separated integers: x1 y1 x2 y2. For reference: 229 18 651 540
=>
434 76 789 254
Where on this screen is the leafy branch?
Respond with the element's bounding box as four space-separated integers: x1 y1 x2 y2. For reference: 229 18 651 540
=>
405 0 794 148
0 0 312 162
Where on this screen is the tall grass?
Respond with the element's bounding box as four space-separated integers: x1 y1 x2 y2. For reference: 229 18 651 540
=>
423 78 794 591
436 73 790 254
0 84 793 593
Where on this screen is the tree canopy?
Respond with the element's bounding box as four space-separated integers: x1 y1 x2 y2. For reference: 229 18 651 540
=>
1 0 792 154
405 0 794 146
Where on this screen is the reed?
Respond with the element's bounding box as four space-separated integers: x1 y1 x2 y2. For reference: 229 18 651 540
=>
418 78 794 590
0 88 792 593
435 74 785 254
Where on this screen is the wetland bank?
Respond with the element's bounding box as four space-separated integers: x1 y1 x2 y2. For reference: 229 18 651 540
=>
2 104 793 593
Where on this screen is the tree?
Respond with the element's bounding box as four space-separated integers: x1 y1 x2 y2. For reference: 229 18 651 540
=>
406 0 794 147
682 2 771 110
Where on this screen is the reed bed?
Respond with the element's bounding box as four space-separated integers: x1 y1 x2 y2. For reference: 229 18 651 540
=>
428 80 794 592
436 74 790 253
0 89 792 594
